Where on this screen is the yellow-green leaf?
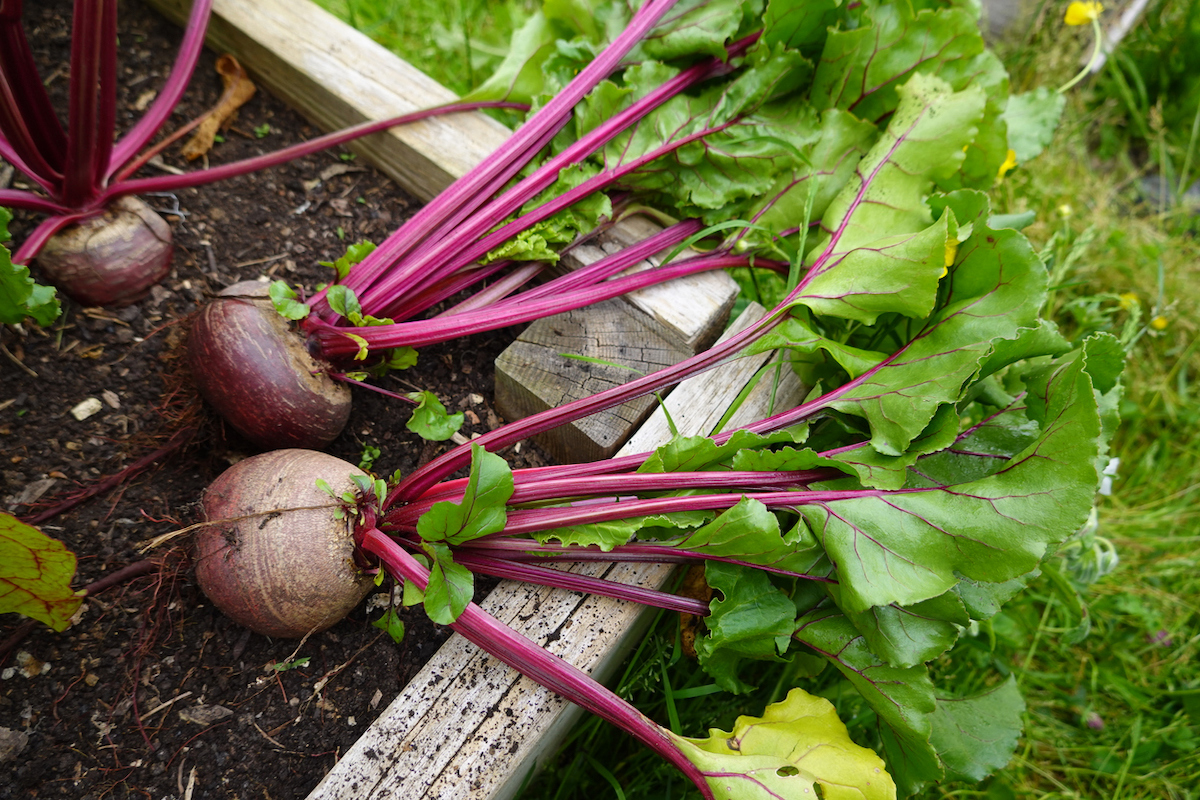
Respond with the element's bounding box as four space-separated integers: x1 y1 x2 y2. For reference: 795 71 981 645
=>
0 512 82 631
672 687 896 800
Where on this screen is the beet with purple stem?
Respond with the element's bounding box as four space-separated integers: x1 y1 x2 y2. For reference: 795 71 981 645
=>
0 0 512 308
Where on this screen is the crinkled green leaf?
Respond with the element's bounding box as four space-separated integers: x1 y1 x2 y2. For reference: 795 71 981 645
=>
268 280 310 321
462 11 558 104
816 196 1047 456
799 346 1100 613
929 677 1025 782
798 74 985 329
955 571 1039 621
811 2 991 124
670 687 897 800
1003 87 1065 163
822 405 960 490
417 445 513 545
0 511 82 631
794 608 941 796
1 209 60 327
747 108 879 244
697 561 796 693
636 0 759 62
405 390 465 441
421 541 474 625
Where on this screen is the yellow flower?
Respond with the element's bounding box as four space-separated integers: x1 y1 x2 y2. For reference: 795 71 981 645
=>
941 238 959 278
996 149 1018 181
1117 292 1138 311
1150 315 1169 331
1065 1 1103 26
1057 203 1073 218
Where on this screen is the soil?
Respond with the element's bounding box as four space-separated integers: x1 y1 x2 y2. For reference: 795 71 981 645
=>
0 2 550 798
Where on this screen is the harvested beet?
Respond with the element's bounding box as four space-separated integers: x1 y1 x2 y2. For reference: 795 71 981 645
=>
188 281 351 449
35 197 173 308
194 449 373 639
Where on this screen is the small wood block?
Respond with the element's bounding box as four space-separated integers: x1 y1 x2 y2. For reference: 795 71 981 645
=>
144 0 511 200
559 216 739 352
494 298 691 464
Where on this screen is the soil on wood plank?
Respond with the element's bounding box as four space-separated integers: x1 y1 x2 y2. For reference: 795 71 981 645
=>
0 2 551 798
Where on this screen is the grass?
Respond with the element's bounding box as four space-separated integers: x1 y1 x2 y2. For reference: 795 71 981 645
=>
308 0 1200 797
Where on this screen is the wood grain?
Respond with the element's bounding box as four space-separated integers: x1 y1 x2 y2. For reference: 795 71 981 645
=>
494 298 691 464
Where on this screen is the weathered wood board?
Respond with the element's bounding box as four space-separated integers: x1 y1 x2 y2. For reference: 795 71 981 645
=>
312 302 806 800
494 297 692 464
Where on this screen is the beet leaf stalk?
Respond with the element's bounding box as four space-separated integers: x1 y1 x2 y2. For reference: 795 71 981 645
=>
0 0 520 307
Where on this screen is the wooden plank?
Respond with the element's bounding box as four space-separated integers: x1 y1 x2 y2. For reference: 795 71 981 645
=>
493 298 691 464
144 0 511 201
311 304 807 800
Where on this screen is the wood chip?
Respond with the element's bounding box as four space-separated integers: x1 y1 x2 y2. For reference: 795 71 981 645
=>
70 398 103 421
178 704 234 726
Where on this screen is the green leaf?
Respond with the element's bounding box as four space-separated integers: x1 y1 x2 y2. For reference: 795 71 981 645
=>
406 391 465 441
636 0 758 62
0 511 82 631
267 280 310 321
798 73 986 328
371 607 407 644
929 677 1025 782
537 509 710 551
811 2 992 124
326 284 363 322
0 210 60 327
794 608 942 796
839 588 969 668
800 346 1100 613
1003 87 1066 163
417 445 514 546
319 240 376 281
817 195 1047 456
421 541 474 625
660 498 825 574
696 561 796 693
670 687 896 800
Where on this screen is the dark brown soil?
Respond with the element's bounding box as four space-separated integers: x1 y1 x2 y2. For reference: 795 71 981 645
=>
0 3 547 798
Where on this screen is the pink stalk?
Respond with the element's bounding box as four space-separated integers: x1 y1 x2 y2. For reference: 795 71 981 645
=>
447 550 711 615
0 0 66 175
0 189 69 216
11 213 90 265
329 0 687 309
391 469 829 526
313 251 752 353
61 0 109 207
106 0 213 177
352 52 743 318
359 527 716 800
457 538 835 581
108 102 527 200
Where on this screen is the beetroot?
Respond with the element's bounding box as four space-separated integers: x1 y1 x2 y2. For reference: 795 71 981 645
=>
188 281 351 449
34 197 173 308
194 449 373 639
